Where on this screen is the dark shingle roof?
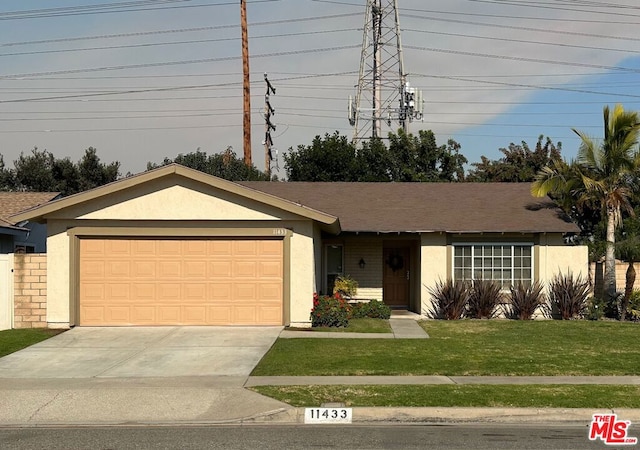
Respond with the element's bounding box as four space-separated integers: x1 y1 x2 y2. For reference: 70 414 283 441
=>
0 192 59 230
240 182 578 234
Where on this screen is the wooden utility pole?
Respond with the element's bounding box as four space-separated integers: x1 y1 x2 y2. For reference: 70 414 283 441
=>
240 0 251 166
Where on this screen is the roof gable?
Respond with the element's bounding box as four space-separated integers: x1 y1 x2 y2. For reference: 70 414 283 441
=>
10 165 340 231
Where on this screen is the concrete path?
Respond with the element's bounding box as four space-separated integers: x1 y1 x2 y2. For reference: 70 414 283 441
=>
279 314 430 339
246 375 640 386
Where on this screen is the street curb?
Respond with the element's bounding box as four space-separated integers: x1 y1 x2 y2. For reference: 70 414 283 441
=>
2 408 639 427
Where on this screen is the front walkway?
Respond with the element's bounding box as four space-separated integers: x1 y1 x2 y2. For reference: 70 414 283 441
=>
280 311 429 339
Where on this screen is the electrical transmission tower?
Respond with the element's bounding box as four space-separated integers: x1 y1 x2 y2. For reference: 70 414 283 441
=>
348 0 423 143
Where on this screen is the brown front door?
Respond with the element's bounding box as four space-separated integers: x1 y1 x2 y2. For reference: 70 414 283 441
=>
383 247 410 307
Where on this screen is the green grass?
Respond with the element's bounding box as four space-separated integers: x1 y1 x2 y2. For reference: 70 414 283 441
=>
252 320 640 376
0 328 64 358
251 385 640 408
290 318 392 333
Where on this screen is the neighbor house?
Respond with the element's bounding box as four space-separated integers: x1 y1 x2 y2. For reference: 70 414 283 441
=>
0 192 60 254
10 164 587 328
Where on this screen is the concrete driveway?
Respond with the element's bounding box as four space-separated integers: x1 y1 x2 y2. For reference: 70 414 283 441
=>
0 326 282 378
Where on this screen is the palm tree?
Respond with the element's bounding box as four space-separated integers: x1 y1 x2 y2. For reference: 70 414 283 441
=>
532 104 640 301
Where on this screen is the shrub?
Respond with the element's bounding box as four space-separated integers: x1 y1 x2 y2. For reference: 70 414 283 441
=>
585 297 606 321
310 293 350 327
504 281 546 320
333 275 358 299
625 290 640 322
466 280 503 319
350 299 391 319
548 272 590 320
428 279 470 320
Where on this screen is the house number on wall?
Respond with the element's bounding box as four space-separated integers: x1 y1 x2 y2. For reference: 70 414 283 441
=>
272 228 287 236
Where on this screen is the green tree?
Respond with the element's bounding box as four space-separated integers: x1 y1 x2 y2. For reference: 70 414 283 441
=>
8 147 119 196
532 105 640 301
387 129 466 181
468 135 562 182
148 147 271 181
284 130 466 182
14 148 59 193
78 147 120 191
616 212 640 320
284 132 359 181
0 155 16 191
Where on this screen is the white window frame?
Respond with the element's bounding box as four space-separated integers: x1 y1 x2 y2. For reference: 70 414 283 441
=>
452 242 534 288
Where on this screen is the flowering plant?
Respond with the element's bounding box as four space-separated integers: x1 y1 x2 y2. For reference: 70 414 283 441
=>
310 292 351 327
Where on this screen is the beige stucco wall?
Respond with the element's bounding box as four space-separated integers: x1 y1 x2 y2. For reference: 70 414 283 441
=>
537 234 589 285
46 220 72 327
43 184 320 328
420 233 448 317
287 220 316 327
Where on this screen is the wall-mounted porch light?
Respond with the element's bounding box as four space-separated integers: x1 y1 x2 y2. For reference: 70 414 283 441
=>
359 258 366 269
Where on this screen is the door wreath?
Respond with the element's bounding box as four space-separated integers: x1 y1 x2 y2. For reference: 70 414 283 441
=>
387 253 404 272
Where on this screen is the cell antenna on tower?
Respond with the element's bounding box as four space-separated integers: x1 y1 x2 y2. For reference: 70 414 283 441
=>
348 0 423 143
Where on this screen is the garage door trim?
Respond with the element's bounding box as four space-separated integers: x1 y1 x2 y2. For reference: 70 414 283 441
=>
68 226 292 326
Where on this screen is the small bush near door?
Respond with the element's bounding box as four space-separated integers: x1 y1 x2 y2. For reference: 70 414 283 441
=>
310 293 351 327
350 299 391 319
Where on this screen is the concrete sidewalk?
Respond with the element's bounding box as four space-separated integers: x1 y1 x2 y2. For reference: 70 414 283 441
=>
2 374 639 427
246 375 640 386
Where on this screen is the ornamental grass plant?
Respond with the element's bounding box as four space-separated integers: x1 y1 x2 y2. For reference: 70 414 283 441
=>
504 281 547 320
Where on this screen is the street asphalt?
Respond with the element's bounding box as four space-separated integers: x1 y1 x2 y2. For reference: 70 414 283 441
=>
0 320 638 427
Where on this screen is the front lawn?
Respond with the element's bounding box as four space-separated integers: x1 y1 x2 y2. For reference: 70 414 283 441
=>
251 385 640 408
252 320 640 376
0 328 64 358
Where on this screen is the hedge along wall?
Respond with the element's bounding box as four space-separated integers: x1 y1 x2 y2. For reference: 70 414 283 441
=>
13 253 47 328
589 260 640 298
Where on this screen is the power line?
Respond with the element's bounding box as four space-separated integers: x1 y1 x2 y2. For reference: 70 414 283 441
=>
0 45 360 81
0 13 361 47
0 29 356 58
0 0 281 21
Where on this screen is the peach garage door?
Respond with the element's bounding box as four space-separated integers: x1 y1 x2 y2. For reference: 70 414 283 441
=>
79 238 283 326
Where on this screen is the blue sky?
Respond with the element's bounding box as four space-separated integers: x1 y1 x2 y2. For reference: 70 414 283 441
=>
1 0 639 177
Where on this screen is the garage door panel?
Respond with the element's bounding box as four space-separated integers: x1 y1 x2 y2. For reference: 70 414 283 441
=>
183 260 207 278
132 283 156 300
234 261 257 277
209 260 232 277
259 261 283 278
132 306 155 323
234 284 257 300
105 307 131 323
157 261 181 278
106 240 131 255
157 307 181 324
105 261 131 277
106 283 131 300
79 238 283 326
132 261 156 278
208 282 232 300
